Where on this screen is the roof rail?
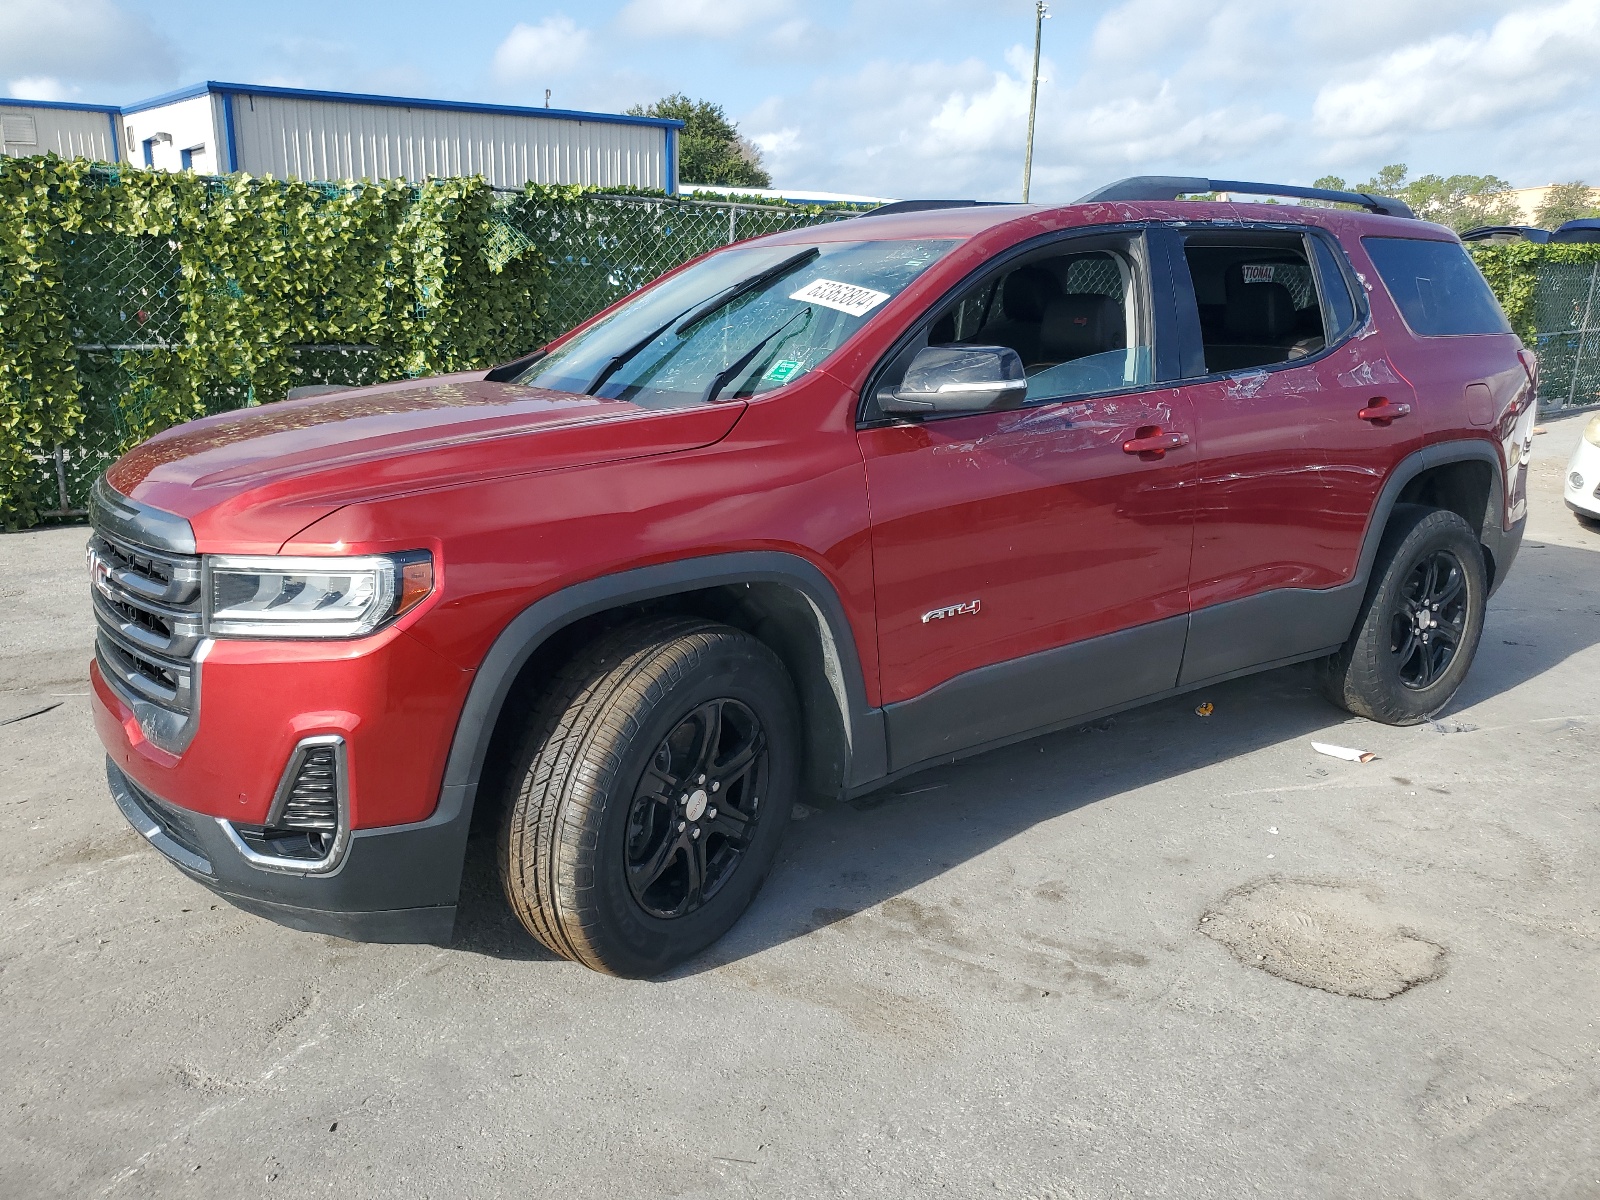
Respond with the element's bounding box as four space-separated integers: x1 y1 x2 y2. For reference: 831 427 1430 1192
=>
866 199 1002 216
1076 176 1415 219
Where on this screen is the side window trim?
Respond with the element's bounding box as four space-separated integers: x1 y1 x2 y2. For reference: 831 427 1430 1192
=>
857 222 1177 428
1165 221 1370 382
1304 227 1370 340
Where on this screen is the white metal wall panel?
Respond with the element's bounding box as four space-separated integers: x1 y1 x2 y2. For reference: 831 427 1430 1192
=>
122 95 223 172
230 94 668 189
0 106 117 160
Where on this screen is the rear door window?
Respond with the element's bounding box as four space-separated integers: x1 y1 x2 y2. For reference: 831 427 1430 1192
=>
1361 236 1511 336
1179 231 1346 373
1309 235 1358 340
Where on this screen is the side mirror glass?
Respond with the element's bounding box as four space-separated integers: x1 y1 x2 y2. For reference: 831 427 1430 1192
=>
880 345 1028 415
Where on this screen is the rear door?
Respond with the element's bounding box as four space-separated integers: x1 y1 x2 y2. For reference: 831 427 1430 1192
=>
857 227 1197 770
1166 223 1420 684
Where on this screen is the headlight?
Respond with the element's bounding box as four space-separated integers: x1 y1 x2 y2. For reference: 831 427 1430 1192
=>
1585 414 1600 448
204 552 433 639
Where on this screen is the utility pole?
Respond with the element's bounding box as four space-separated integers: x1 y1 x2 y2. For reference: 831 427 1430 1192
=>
1021 1 1049 203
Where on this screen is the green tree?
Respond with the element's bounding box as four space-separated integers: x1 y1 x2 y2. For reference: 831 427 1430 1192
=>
1534 182 1600 228
626 94 771 188
1313 165 1521 232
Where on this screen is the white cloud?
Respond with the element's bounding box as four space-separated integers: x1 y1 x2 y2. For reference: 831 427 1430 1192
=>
749 126 801 165
738 0 1600 201
924 48 1033 155
491 17 592 85
0 0 174 85
8 76 78 101
1312 0 1600 143
618 0 792 39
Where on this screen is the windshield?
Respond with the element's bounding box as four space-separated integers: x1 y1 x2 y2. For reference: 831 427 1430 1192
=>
516 238 959 408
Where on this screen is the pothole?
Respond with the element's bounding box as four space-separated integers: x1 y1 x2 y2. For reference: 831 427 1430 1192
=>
1198 878 1445 999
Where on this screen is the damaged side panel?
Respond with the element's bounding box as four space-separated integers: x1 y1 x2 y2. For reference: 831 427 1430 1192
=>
859 386 1196 706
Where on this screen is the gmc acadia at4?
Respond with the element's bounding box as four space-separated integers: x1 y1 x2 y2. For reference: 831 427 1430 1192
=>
89 177 1535 976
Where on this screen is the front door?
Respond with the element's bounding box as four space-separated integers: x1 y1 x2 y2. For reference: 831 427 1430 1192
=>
857 230 1197 770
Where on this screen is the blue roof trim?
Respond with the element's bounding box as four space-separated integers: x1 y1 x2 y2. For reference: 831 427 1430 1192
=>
0 96 122 114
122 81 685 130
119 81 215 114
116 80 214 113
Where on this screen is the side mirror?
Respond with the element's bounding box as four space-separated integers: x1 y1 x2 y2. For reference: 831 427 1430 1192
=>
879 345 1028 415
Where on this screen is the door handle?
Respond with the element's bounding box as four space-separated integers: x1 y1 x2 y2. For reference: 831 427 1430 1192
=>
1358 398 1412 425
1122 426 1190 460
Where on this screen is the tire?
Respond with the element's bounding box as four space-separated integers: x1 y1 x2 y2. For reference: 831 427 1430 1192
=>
1319 505 1488 726
497 617 800 977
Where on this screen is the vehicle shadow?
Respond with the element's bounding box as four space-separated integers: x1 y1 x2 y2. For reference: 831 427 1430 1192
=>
449 539 1600 970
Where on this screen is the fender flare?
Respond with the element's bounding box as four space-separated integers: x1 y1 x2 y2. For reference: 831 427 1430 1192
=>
1352 438 1512 594
433 551 886 832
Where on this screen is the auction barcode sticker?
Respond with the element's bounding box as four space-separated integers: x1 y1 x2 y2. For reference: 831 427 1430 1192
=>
789 278 891 316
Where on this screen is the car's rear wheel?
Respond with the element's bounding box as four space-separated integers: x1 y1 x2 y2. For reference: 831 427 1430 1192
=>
1319 505 1488 725
498 617 799 977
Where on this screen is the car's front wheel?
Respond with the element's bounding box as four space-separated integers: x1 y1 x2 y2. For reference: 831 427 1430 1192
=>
1319 504 1488 725
498 617 799 976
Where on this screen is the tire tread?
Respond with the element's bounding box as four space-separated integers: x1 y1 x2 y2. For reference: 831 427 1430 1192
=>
498 618 780 973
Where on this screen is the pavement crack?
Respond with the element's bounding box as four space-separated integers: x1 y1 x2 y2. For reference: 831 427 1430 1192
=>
0 702 62 726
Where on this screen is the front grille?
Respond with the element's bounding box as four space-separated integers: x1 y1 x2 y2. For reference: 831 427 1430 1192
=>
88 525 203 742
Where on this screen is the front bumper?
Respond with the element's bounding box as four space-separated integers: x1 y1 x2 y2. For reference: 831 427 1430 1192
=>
107 757 472 942
1565 437 1600 518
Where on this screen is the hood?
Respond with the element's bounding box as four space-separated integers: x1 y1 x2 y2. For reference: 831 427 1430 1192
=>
107 373 746 552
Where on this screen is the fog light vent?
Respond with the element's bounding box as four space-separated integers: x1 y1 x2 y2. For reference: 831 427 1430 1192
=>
278 745 338 832
226 736 349 870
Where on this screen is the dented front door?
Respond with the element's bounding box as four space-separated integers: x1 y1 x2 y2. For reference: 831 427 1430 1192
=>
859 386 1197 718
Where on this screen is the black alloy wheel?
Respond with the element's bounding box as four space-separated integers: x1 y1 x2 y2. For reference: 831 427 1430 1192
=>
1319 504 1488 725
625 698 769 919
1390 549 1469 690
498 617 799 976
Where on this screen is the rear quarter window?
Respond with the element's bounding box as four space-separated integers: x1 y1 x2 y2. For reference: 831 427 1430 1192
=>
1361 236 1511 337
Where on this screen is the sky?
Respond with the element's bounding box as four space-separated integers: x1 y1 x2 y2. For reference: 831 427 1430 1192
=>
3 0 1598 202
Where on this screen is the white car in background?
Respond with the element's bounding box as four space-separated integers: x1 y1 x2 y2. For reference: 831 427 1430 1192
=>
1567 414 1600 525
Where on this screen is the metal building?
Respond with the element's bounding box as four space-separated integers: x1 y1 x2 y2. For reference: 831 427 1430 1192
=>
0 97 122 161
119 82 682 192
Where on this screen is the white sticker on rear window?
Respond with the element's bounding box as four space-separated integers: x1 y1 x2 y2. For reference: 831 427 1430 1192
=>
1241 264 1277 283
789 278 891 316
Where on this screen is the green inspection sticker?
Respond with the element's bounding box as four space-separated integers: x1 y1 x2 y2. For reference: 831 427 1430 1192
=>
764 359 804 384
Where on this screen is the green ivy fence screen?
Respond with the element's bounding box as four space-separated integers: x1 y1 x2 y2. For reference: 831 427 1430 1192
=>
2 163 857 525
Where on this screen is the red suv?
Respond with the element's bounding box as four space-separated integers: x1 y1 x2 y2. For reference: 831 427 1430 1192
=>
90 177 1535 976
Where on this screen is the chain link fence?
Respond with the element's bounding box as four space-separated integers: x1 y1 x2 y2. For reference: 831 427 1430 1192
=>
33 188 858 517
497 190 862 339
1530 259 1600 412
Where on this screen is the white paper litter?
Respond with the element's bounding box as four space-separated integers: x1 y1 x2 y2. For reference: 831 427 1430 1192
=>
1312 741 1376 763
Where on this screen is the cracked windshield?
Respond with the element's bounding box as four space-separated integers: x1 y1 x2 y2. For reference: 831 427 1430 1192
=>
516 239 958 408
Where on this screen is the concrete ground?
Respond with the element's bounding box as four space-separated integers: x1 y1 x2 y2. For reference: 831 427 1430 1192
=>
2 413 1597 1200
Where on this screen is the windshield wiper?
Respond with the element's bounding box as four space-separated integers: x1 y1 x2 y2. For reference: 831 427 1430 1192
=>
584 247 821 397
673 247 819 334
700 307 812 404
